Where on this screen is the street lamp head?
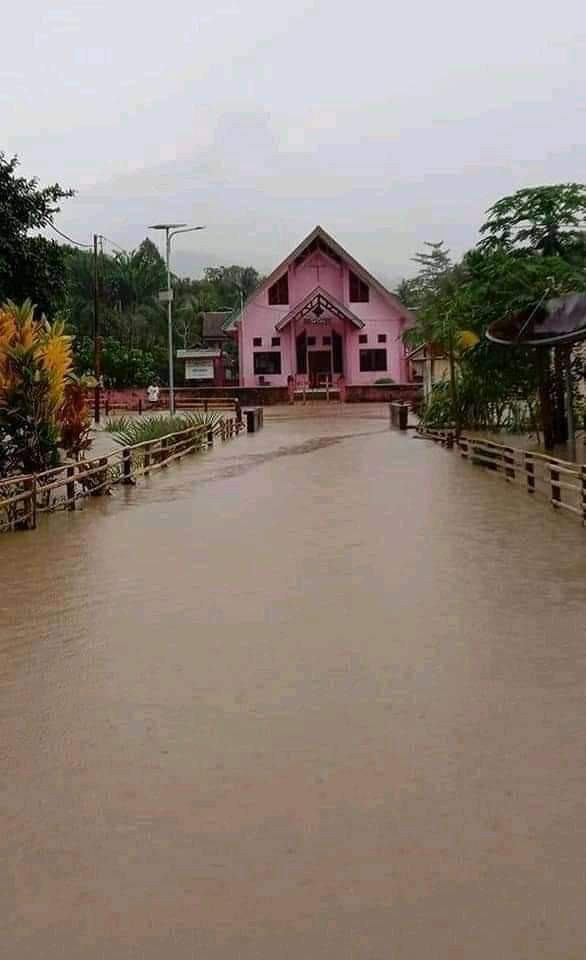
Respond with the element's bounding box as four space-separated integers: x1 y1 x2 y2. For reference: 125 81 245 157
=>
149 223 187 231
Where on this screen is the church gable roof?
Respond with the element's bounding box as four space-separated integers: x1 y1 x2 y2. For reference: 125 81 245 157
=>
225 226 416 330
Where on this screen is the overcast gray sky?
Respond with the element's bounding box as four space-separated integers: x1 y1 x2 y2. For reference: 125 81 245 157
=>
3 0 585 283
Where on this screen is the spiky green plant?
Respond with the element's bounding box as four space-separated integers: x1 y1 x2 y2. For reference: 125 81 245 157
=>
103 415 133 434
108 412 224 447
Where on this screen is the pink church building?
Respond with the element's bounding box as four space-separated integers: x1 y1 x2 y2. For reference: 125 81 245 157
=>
227 226 414 394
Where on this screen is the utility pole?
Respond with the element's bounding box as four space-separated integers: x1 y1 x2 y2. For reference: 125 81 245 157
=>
93 233 101 424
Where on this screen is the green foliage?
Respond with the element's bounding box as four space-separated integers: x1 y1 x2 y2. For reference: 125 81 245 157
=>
420 373 537 433
0 153 73 316
0 408 61 477
399 183 586 435
105 411 224 446
0 300 74 475
202 265 261 305
479 184 586 256
74 336 158 387
401 242 456 348
102 415 132 434
63 247 258 383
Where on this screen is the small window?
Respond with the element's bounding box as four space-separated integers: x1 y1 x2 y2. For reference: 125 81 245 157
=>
359 334 368 344
322 336 331 346
349 270 369 303
268 274 289 305
378 333 387 343
271 336 281 347
307 336 316 346
359 349 387 372
253 337 262 347
254 352 282 375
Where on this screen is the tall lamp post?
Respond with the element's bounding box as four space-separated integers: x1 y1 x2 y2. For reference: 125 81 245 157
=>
149 223 206 414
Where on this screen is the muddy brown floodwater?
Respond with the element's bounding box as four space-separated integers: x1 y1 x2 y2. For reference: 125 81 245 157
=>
2 405 586 959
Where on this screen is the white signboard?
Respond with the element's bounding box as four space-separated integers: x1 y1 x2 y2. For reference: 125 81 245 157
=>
185 359 214 380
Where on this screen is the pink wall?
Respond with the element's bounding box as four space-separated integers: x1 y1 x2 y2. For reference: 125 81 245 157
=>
238 247 410 387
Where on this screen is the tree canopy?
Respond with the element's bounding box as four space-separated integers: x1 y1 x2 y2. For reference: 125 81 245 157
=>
0 153 73 315
399 183 586 436
479 183 586 257
62 244 261 386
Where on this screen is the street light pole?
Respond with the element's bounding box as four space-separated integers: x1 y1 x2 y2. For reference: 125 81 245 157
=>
149 223 206 415
93 233 101 424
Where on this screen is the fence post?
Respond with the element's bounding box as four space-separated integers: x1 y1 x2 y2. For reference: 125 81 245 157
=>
161 437 168 467
446 431 454 450
460 437 469 459
98 457 109 495
504 446 515 481
66 463 76 510
525 453 535 494
25 476 37 530
236 399 242 425
550 461 561 506
207 426 214 446
582 465 586 525
122 447 133 484
144 442 151 476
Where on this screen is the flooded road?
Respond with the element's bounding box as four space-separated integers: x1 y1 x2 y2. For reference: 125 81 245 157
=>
2 405 586 959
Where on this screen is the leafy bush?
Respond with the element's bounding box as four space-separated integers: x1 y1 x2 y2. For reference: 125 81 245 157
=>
60 375 93 460
420 375 536 434
0 300 73 475
74 336 157 387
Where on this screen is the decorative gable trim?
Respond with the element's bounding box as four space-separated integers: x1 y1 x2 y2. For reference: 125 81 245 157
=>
275 286 365 332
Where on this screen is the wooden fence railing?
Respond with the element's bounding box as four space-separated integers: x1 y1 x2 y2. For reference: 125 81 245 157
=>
86 391 242 419
0 415 242 534
418 429 586 523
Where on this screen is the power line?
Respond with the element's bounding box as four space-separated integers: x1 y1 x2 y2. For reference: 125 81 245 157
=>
44 220 129 256
99 234 127 255
44 219 92 248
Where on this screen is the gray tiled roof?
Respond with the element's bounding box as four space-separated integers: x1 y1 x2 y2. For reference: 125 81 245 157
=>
202 312 232 340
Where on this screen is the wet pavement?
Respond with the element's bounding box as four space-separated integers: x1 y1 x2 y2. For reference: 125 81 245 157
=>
2 405 586 959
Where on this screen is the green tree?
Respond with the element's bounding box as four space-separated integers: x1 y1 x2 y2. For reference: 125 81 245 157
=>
73 336 158 388
479 183 586 257
62 242 260 383
0 154 73 316
203 265 261 306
